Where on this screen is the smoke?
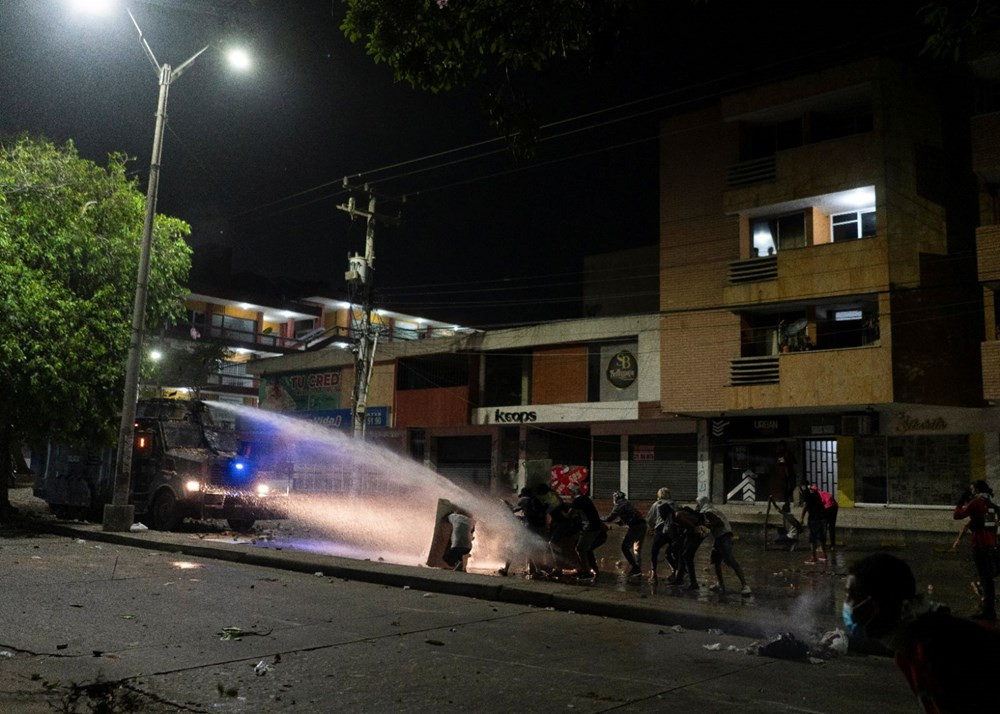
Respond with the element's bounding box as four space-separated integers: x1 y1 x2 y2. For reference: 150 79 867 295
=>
211 403 547 570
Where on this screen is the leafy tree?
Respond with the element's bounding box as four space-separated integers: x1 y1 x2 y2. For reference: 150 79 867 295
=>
140 340 232 400
0 136 191 514
340 0 637 157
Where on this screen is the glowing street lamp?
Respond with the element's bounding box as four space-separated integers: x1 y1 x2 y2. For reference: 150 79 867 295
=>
98 5 250 532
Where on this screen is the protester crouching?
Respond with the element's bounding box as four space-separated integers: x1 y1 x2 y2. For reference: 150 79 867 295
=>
602 490 647 579
695 496 751 596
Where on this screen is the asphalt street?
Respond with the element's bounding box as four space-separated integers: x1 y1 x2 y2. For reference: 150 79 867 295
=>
0 528 917 713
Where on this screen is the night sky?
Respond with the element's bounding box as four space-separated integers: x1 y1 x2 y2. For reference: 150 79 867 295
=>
0 0 931 328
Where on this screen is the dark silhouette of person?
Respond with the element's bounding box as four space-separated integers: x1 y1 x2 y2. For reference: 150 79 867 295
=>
845 553 1000 713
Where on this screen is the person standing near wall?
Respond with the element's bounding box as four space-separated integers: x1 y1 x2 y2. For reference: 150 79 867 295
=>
954 479 997 621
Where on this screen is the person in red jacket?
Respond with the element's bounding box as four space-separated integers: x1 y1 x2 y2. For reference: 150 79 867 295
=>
844 553 1000 714
953 479 997 621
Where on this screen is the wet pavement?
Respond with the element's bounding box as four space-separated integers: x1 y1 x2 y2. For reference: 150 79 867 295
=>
7 487 987 641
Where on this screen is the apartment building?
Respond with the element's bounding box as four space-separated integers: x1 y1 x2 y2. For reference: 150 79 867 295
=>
660 57 999 508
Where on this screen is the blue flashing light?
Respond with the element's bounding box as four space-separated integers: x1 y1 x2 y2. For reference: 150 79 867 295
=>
229 459 251 480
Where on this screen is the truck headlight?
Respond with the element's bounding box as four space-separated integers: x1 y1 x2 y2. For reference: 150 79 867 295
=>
255 483 271 497
185 480 201 493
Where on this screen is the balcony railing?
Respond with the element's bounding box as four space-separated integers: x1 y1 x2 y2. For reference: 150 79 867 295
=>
726 156 776 188
728 255 778 284
730 356 779 385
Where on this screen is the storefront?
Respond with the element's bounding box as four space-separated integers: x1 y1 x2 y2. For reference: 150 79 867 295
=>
708 407 1000 507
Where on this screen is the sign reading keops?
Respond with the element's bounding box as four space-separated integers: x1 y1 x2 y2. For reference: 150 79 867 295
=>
475 402 638 425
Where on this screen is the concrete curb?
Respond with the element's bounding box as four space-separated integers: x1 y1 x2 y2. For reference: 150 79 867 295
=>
24 517 833 643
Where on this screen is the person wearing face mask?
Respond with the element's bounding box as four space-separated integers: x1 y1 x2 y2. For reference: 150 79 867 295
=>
844 553 1000 714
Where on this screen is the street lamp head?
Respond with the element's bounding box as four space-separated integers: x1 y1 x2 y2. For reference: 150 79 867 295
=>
150 349 163 362
69 0 114 14
225 47 252 72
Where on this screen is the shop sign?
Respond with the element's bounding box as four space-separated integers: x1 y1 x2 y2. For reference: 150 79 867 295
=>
709 416 789 441
298 406 388 429
492 409 537 423
632 444 654 461
893 412 947 434
606 350 638 389
260 370 342 412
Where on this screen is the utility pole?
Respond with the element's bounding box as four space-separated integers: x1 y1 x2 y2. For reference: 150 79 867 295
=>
337 186 399 439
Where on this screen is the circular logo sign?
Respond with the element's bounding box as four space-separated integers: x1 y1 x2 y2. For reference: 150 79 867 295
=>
606 350 637 389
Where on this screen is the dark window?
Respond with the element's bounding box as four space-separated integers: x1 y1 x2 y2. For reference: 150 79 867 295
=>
832 210 876 242
747 118 803 159
397 354 470 390
210 313 255 340
482 351 530 406
811 107 874 142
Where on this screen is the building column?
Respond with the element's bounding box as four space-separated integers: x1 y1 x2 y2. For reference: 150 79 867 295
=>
697 419 710 499
619 434 629 494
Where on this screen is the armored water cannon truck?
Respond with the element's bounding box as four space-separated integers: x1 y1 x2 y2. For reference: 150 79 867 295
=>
34 399 288 531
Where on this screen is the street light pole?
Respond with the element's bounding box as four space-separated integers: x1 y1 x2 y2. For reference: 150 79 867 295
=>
102 10 214 532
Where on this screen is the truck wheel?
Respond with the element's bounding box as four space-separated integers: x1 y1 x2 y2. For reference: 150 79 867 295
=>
227 518 255 533
150 490 181 531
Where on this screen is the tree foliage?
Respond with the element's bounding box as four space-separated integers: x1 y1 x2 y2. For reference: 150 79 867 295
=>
0 136 191 485
340 0 635 92
340 0 637 157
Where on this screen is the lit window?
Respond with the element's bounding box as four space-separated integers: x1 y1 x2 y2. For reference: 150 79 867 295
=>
751 213 805 255
834 310 863 322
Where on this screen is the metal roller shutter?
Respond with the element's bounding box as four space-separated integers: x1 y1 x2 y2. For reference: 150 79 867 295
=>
591 436 619 499
628 434 697 502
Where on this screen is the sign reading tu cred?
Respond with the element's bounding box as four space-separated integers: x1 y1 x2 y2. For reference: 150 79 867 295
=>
606 350 637 389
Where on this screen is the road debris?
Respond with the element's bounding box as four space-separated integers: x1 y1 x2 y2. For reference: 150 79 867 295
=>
217 626 273 641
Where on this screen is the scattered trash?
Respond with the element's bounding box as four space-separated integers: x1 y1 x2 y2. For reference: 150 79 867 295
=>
56 644 68 650
425 639 445 646
120 614 135 620
402 585 411 590
313 572 324 577
727 645 742 652
808 657 826 665
74 539 86 544
449 628 457 632
671 625 685 633
754 632 809 661
422 593 433 598
130 522 148 532
707 628 724 635
254 660 269 676
217 626 273 641
703 643 722 651
0 651 13 658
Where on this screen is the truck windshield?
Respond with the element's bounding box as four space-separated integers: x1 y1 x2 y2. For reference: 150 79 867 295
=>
161 423 240 453
162 423 207 449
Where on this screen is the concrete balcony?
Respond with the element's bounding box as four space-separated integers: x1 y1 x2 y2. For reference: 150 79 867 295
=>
724 133 880 214
723 237 888 307
725 345 890 410
977 224 1000 287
